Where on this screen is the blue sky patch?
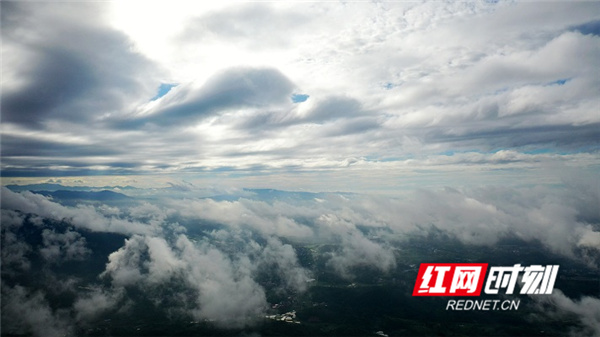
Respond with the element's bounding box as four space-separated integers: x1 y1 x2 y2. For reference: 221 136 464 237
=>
151 83 178 101
383 82 399 90
546 78 570 86
291 94 309 103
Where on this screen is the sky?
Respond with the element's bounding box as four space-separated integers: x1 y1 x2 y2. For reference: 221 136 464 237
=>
1 0 599 193
1 2 600 335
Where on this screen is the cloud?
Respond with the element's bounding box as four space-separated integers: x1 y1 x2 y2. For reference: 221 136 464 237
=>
302 96 363 123
173 197 315 238
176 235 267 327
73 287 125 322
182 3 311 50
1 187 156 235
257 236 312 292
317 213 396 277
1 2 597 178
1 1 599 330
3 176 600 270
1 178 599 333
153 179 600 267
532 289 600 336
120 67 295 128
577 228 600 250
99 231 311 327
40 228 91 263
157 194 399 278
1 210 32 272
101 234 271 327
1 285 72 337
1 2 159 129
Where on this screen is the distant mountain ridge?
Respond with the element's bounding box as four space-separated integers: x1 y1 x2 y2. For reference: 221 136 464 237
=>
243 188 355 201
5 183 137 192
32 190 132 201
4 184 354 202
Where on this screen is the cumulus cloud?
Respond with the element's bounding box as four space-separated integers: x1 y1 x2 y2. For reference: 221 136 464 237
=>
338 185 600 262
98 231 310 328
101 235 148 287
317 213 395 277
154 180 600 267
40 228 91 263
257 236 312 291
0 188 320 332
2 179 599 333
100 234 269 327
175 235 267 327
73 287 125 322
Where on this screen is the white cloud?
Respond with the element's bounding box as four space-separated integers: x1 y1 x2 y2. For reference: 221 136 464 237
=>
257 236 312 292
175 235 267 327
100 232 309 328
1 187 157 235
318 213 396 277
1 176 599 332
173 197 315 238
101 235 147 287
73 287 125 322
163 181 600 264
40 228 91 263
533 289 600 336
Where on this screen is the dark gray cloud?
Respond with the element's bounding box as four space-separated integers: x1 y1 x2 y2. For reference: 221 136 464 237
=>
231 95 368 133
126 67 295 128
304 96 362 123
319 117 381 137
1 2 159 128
0 135 120 157
2 46 97 127
421 122 600 152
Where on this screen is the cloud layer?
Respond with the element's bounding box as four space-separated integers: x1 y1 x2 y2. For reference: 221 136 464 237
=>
1 1 598 185
2 179 600 335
